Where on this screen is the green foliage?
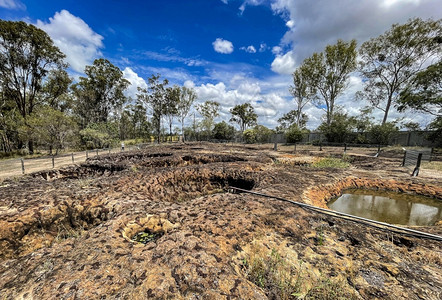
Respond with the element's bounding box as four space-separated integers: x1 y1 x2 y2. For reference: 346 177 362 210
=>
164 85 180 135
253 125 274 143
230 103 258 132
359 18 442 124
177 87 197 141
137 74 169 143
41 69 73 111
197 100 220 137
303 39 357 125
398 61 442 115
243 129 256 144
288 63 316 129
285 124 306 143
278 110 308 132
368 122 398 145
311 157 350 168
25 106 78 154
73 58 129 127
79 122 119 149
318 111 356 143
213 121 235 140
0 20 67 153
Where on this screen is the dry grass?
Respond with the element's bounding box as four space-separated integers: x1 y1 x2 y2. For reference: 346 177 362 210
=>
421 161 442 172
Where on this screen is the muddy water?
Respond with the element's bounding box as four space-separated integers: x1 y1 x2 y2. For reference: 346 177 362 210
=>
328 189 442 226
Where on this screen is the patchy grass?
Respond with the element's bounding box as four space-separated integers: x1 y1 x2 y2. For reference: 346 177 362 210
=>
240 245 358 300
311 157 350 169
305 277 359 300
242 248 302 300
421 161 442 172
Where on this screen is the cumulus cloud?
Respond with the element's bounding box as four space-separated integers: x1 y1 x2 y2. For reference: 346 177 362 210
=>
271 0 442 63
212 38 234 54
0 0 25 10
36 10 104 73
271 51 296 75
122 67 147 100
240 45 257 53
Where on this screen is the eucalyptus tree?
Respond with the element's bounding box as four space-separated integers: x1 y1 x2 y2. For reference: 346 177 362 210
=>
359 18 442 124
164 85 180 135
197 100 220 137
230 102 257 132
289 63 316 128
137 74 169 143
0 20 66 152
73 58 130 128
177 86 197 142
303 39 357 126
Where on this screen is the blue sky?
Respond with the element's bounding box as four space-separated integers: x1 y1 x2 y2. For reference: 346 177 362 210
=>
1 0 441 130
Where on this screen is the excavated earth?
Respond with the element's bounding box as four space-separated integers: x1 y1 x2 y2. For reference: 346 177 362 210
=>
0 143 441 299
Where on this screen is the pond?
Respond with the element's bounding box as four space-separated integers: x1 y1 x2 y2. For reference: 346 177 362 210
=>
327 189 442 226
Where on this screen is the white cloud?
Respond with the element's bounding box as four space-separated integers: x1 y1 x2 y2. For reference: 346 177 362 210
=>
143 50 206 67
271 51 296 75
239 0 265 14
36 10 104 73
212 38 234 54
220 0 229 3
272 46 282 55
271 0 442 63
259 43 268 52
122 67 147 100
0 0 25 10
240 45 257 53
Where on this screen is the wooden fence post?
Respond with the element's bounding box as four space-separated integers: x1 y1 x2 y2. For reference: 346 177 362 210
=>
21 158 25 174
72 153 74 163
52 156 55 168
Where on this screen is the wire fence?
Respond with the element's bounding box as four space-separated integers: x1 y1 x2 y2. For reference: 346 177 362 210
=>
0 144 151 180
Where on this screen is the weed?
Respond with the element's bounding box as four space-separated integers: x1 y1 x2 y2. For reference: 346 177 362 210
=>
242 248 302 300
316 225 325 246
56 223 83 241
305 277 359 300
311 157 350 169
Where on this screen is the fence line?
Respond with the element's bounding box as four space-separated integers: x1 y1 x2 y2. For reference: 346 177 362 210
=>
0 143 157 179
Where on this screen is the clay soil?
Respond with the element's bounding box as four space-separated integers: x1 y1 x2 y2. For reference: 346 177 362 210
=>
0 143 441 299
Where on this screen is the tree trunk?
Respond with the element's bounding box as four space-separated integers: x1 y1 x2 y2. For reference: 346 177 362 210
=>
382 94 393 125
28 140 34 155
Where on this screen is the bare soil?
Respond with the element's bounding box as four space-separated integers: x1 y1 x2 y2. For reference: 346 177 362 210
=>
0 142 441 299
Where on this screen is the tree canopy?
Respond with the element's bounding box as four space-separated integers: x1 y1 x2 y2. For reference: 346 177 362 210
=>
302 39 357 126
229 103 257 132
73 58 129 127
358 18 442 124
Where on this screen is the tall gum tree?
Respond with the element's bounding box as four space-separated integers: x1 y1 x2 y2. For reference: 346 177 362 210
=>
0 20 66 153
358 18 442 125
289 63 316 128
137 74 169 143
229 103 257 132
73 58 129 127
304 39 357 126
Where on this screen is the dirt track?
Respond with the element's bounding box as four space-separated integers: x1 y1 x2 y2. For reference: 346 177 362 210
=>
0 143 441 299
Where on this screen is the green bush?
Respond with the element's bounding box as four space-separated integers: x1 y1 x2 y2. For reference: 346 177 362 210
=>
213 121 235 140
285 124 305 143
243 129 256 144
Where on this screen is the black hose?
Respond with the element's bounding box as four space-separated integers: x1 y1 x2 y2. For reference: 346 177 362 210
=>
227 186 442 242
